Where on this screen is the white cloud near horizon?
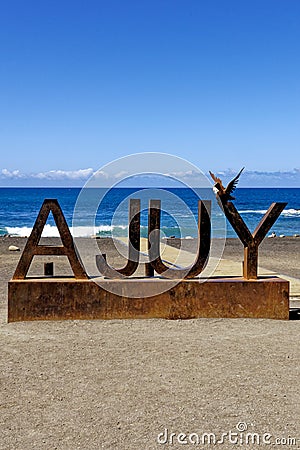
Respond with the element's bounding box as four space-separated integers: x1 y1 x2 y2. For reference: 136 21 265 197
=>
33 168 95 180
1 168 96 181
0 167 300 187
1 169 23 178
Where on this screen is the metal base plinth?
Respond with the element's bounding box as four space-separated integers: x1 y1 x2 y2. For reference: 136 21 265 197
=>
8 277 289 322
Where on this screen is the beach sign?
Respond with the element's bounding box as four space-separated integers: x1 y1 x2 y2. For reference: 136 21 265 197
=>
12 197 286 281
7 191 290 322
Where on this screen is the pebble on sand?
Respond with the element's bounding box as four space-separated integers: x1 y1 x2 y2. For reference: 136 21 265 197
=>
8 245 20 251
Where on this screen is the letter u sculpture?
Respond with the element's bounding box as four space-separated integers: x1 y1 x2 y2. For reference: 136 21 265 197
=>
96 199 211 279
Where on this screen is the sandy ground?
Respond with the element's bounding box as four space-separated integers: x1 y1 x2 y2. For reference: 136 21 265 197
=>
166 236 300 280
0 237 300 449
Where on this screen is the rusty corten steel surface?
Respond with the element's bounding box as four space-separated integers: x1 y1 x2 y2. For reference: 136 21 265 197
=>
8 277 289 322
144 262 154 277
96 199 141 278
148 200 211 279
12 199 88 280
221 201 287 280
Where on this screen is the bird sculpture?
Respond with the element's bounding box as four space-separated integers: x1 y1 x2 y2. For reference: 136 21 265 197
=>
209 167 244 204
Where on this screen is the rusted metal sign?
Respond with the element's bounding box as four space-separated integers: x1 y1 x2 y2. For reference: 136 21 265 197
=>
221 201 286 279
209 169 287 279
96 199 141 278
148 199 211 279
8 173 290 321
12 196 286 281
13 199 88 280
8 277 289 321
8 194 289 322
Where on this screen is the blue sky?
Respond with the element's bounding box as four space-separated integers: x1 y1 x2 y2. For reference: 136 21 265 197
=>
0 0 299 185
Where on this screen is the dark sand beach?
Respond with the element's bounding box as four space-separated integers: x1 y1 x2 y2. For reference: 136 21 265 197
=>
166 236 300 280
0 237 299 449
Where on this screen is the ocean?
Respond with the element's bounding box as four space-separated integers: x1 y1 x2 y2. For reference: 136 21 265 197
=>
0 187 299 239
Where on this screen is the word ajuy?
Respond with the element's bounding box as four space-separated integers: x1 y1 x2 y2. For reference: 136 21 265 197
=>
12 197 287 281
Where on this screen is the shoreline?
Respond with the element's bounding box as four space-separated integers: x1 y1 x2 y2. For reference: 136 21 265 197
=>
1 235 299 279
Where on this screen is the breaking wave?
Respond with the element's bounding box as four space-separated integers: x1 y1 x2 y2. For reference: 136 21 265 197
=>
240 208 300 217
3 224 128 238
2 224 214 239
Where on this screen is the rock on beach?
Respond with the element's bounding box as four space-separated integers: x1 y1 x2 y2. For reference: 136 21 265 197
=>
8 245 20 251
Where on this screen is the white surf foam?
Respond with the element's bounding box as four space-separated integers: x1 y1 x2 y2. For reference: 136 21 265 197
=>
240 208 300 217
5 224 128 237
